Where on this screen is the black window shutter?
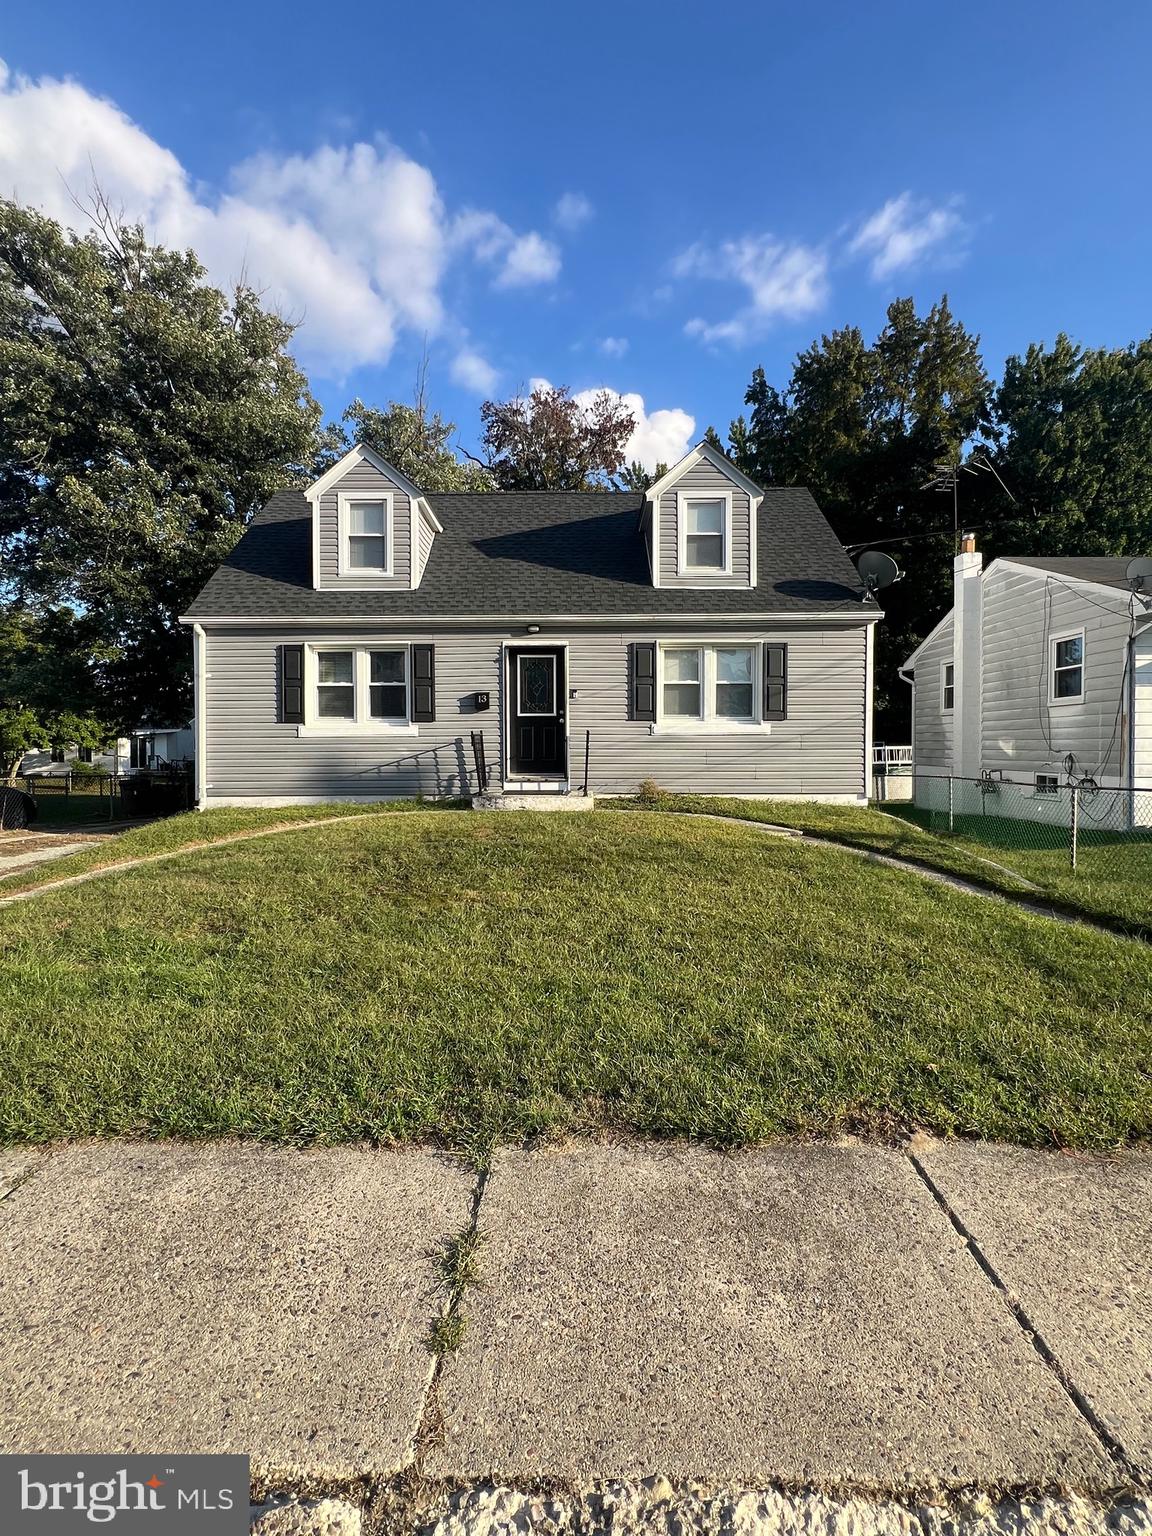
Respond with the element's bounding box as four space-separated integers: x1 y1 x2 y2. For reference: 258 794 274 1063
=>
631 642 656 721
280 644 304 724
763 643 788 720
410 643 436 722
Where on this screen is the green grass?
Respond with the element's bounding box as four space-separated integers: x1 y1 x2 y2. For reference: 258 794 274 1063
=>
619 790 1152 937
885 803 1152 937
0 799 456 895
1 810 1149 1150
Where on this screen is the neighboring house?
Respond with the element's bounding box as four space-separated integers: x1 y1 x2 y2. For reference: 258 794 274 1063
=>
900 536 1152 817
20 742 127 777
20 727 194 778
179 440 880 807
128 725 196 770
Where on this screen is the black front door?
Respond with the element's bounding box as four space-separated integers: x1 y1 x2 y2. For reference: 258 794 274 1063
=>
507 646 567 776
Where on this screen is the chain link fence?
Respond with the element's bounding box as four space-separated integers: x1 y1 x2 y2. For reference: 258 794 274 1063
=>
897 772 1152 880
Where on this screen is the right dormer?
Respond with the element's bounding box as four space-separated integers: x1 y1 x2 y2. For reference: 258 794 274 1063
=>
643 440 764 589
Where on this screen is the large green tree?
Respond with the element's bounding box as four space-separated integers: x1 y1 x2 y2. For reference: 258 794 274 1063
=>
319 368 494 490
728 297 994 735
0 199 321 729
0 608 108 783
985 334 1152 558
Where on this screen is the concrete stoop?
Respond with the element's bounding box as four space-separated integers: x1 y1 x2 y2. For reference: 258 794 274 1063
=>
470 791 595 811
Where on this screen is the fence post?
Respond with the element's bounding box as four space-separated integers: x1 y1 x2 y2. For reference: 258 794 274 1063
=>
65 770 72 800
1070 783 1079 871
947 775 954 834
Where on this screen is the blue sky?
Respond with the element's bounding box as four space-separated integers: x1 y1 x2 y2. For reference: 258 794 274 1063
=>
2 1 1150 467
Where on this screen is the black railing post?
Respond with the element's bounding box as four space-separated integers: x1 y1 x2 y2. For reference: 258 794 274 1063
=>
470 730 489 794
581 729 591 795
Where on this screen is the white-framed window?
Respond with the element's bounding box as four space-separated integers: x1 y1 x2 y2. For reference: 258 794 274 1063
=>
1050 631 1084 702
306 644 411 731
942 661 955 711
658 644 759 727
337 492 393 576
677 491 732 575
1035 773 1059 796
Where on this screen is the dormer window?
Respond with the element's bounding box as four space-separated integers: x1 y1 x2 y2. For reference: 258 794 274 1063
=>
339 493 392 575
678 491 731 575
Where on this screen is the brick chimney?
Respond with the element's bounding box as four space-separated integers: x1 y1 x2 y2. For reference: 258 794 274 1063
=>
952 532 982 779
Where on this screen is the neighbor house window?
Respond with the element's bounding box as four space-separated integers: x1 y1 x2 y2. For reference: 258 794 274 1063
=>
1035 774 1059 796
77 746 93 764
678 494 730 573
339 494 391 574
1051 633 1084 701
659 645 758 725
942 662 955 711
311 646 409 726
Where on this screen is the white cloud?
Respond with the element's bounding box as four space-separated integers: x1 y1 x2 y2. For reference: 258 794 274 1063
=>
497 230 561 288
516 378 694 472
450 347 499 395
452 210 561 289
674 235 828 344
849 193 967 280
553 191 593 231
0 60 559 373
598 336 629 357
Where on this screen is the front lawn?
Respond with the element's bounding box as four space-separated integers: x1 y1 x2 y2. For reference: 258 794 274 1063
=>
621 791 1152 937
1 811 1149 1150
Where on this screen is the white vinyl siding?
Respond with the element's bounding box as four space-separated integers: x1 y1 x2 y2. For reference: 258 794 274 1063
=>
980 564 1130 781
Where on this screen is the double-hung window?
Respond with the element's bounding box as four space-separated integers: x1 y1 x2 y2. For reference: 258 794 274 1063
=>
1051 632 1084 701
942 662 955 711
310 646 410 727
678 494 730 574
339 494 391 575
660 645 758 725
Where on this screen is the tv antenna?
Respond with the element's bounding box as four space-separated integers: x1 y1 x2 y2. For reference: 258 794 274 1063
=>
856 549 902 602
921 452 1016 545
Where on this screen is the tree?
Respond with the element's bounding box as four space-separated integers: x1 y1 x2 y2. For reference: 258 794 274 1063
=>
479 384 635 489
0 198 321 730
985 335 1152 558
0 609 108 783
728 297 994 735
319 361 493 491
615 459 668 492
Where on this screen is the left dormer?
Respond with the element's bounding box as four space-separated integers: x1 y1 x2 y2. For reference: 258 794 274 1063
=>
306 443 443 592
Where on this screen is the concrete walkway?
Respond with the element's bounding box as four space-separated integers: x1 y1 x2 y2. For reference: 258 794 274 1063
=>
0 1138 1148 1509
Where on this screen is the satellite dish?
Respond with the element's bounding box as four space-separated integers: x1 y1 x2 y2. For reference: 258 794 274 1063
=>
856 549 902 600
1125 557 1152 592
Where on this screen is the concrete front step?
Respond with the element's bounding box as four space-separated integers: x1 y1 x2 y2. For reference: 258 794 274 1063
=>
471 791 595 811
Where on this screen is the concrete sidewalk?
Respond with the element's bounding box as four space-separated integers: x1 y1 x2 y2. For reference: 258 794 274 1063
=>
0 1138 1148 1507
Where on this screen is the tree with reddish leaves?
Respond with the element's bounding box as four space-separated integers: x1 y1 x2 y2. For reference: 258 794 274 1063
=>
478 384 635 490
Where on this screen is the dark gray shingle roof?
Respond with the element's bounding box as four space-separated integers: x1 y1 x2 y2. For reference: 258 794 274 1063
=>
1005 556 1146 593
185 487 868 618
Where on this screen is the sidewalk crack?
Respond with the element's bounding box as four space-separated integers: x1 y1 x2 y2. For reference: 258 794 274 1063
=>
907 1148 1139 1482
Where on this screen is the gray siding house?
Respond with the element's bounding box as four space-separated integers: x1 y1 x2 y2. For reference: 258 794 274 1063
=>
181 441 878 806
901 538 1152 820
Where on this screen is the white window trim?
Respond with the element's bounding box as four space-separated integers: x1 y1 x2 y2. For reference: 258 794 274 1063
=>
1049 628 1085 705
676 490 733 578
337 491 394 578
651 641 771 735
941 660 955 712
1035 774 1060 796
297 642 418 737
